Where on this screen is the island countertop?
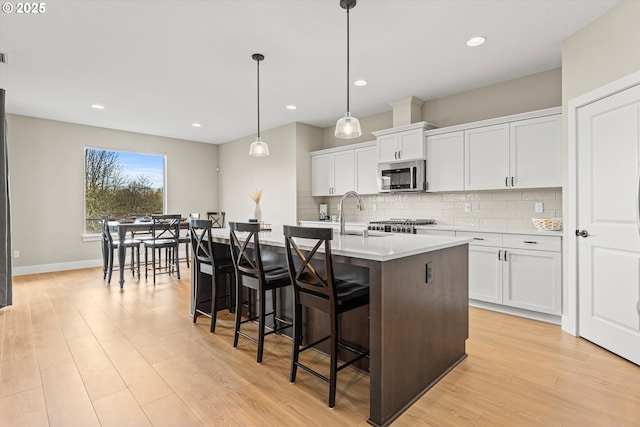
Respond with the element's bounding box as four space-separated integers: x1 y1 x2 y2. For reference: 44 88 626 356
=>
210 226 470 262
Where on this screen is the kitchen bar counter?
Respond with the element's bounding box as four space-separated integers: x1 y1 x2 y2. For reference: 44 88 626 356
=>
210 226 469 426
210 226 469 261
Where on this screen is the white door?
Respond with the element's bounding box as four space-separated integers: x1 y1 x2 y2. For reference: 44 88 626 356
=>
577 84 640 365
311 154 332 196
377 134 399 162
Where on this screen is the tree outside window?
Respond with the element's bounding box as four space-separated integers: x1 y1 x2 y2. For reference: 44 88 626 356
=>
85 147 165 234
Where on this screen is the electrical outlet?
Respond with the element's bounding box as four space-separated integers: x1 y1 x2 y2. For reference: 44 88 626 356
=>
372 203 377 212
464 203 471 213
13 250 20 258
535 202 544 213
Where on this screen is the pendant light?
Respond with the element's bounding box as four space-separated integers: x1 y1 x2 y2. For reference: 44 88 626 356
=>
249 53 270 157
335 0 362 139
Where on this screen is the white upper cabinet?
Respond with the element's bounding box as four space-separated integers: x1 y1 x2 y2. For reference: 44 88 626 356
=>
427 107 562 192
310 141 376 197
354 144 378 195
426 131 464 192
509 114 562 189
464 124 511 190
373 122 433 163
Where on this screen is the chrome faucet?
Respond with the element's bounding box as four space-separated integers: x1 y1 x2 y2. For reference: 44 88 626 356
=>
338 191 365 235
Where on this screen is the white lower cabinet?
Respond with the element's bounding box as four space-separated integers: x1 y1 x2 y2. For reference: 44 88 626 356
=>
459 231 562 317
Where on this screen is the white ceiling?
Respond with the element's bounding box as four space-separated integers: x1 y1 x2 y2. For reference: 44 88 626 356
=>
0 0 618 145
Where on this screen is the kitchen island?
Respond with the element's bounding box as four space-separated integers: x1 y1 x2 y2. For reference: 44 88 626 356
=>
209 227 469 427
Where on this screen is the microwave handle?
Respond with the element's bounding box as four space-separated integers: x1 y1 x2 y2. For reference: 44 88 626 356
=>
411 166 416 189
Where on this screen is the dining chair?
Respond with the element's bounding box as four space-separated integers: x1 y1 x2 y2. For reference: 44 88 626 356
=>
283 225 370 408
101 216 141 284
229 221 292 363
207 211 225 228
190 219 236 332
144 214 181 284
176 213 199 268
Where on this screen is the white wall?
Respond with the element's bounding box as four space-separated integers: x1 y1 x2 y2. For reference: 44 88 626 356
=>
218 123 298 229
8 114 219 274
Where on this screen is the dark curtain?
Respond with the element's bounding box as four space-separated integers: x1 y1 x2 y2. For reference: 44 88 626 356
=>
0 89 12 308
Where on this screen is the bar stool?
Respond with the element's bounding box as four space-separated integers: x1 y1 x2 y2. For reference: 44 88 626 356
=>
190 219 235 332
229 222 292 363
283 225 370 408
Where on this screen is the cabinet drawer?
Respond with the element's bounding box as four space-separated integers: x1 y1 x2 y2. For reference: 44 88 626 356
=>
456 231 502 247
502 234 561 252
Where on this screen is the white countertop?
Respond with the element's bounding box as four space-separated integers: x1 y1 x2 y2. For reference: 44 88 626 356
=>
211 226 470 262
299 220 563 237
414 224 563 237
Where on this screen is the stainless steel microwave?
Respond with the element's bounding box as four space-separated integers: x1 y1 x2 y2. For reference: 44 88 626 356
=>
377 160 426 192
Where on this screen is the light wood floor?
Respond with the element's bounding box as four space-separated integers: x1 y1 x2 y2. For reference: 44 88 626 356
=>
1 267 639 427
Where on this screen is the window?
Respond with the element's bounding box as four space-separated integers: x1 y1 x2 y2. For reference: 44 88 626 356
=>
85 147 165 234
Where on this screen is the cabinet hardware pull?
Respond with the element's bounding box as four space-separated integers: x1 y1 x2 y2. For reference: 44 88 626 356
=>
473 237 484 240
505 177 509 187
524 241 537 244
498 250 502 261
511 177 514 187
504 250 508 261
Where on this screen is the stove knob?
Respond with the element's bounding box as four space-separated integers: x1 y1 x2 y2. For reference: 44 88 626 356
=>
401 226 407 233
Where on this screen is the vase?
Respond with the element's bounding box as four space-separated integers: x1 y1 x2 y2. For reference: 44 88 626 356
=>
253 203 262 222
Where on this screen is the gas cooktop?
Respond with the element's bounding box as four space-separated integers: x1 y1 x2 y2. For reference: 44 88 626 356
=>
367 219 436 233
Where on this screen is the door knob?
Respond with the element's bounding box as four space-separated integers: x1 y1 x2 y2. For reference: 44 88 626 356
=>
575 229 589 238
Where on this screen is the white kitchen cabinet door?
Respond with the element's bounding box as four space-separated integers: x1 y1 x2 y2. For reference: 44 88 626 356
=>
377 128 425 162
398 128 424 161
464 124 510 190
311 154 332 196
331 150 355 195
355 145 378 194
502 248 561 315
426 131 464 191
468 245 503 304
510 114 562 188
377 134 400 162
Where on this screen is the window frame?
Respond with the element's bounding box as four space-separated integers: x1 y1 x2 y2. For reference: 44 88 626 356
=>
83 145 167 238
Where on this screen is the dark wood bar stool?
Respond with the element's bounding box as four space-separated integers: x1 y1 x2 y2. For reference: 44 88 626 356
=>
229 222 292 363
190 219 235 332
283 225 370 408
144 214 181 284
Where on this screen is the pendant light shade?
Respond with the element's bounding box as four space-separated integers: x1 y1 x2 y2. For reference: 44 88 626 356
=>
335 0 362 139
249 53 270 157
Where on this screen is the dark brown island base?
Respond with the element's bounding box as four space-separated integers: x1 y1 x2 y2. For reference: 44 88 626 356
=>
203 227 470 426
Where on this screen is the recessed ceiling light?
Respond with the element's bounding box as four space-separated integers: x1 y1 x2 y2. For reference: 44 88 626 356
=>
354 80 367 86
466 36 486 47
91 104 105 110
286 105 297 110
191 123 202 127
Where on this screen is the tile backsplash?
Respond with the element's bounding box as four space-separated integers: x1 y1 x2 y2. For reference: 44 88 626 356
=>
298 188 563 230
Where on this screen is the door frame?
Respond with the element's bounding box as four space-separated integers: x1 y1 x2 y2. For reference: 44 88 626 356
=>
565 68 640 336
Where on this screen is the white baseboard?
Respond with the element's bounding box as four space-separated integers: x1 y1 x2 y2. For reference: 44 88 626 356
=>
469 299 561 325
13 258 104 276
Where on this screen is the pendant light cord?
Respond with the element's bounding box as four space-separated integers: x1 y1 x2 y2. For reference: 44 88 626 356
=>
256 58 261 138
346 5 350 113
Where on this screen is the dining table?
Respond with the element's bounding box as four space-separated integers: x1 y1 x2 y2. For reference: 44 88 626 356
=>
109 219 189 288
